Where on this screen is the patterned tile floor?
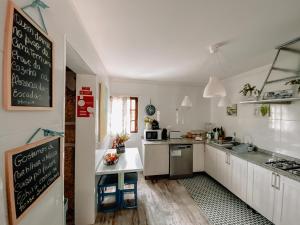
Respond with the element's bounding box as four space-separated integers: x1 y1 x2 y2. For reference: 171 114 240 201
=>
180 174 273 225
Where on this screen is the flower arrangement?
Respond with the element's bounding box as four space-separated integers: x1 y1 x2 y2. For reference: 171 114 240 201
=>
112 133 130 149
144 116 153 124
239 83 260 97
144 116 153 130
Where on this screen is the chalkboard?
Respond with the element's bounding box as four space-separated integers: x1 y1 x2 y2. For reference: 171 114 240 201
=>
3 1 53 110
5 137 61 225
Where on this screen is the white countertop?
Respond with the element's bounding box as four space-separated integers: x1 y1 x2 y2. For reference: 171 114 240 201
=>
95 148 143 175
142 138 205 145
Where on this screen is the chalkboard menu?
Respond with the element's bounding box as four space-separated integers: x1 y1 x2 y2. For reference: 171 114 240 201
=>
5 137 61 225
3 1 53 110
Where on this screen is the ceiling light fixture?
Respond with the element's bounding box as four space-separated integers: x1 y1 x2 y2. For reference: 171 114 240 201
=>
181 96 192 107
203 44 227 98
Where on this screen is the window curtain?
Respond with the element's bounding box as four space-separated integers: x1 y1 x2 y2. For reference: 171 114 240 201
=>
110 96 130 135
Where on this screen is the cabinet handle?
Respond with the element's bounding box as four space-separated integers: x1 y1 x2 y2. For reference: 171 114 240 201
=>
271 172 276 188
276 174 280 190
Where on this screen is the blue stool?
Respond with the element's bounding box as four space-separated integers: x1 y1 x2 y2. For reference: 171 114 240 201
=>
97 174 119 212
121 172 138 209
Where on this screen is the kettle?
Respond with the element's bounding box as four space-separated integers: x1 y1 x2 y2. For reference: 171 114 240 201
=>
162 128 168 140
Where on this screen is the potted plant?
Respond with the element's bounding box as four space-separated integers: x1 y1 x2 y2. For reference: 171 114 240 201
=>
112 134 130 154
285 79 300 97
239 83 260 100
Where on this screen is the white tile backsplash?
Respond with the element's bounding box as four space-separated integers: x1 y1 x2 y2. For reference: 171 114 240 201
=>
211 65 300 159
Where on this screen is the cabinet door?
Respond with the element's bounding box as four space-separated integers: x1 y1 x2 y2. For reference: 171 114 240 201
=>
251 164 275 222
230 155 247 202
204 145 217 178
273 176 300 225
193 144 204 172
143 144 169 176
216 150 231 189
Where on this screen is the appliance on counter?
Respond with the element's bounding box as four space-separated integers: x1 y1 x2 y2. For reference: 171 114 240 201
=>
144 129 162 141
265 159 300 176
169 131 182 139
151 119 160 130
170 144 193 178
162 128 168 140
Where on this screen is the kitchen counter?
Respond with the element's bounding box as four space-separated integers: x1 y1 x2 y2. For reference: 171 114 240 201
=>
207 142 300 183
142 138 205 145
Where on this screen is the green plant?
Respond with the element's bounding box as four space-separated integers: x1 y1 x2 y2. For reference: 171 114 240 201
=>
260 104 270 117
285 79 300 93
239 83 260 97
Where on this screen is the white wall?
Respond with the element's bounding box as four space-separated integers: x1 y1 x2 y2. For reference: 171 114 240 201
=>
211 64 300 159
110 79 211 154
75 75 97 225
0 1 109 225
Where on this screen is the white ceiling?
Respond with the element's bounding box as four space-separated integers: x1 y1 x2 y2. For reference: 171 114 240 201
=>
71 0 300 84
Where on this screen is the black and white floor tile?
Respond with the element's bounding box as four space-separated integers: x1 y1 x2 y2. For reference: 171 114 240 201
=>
180 174 273 225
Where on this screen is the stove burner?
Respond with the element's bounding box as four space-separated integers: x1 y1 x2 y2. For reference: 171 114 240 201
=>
287 168 300 176
265 160 300 171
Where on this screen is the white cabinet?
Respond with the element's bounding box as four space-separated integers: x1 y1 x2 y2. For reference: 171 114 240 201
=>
143 144 169 176
216 150 231 189
247 163 275 222
230 155 248 202
248 163 300 225
193 144 204 172
273 176 300 225
204 145 217 178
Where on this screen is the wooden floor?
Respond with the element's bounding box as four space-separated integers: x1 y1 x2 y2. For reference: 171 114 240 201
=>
94 175 210 225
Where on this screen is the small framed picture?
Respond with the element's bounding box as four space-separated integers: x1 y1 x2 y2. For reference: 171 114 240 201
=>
227 104 237 116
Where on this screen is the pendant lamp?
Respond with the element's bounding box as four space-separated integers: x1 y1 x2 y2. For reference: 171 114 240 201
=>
203 44 227 98
203 76 226 98
181 96 192 107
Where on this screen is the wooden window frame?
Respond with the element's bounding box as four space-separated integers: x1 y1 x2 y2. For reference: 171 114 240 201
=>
130 97 138 133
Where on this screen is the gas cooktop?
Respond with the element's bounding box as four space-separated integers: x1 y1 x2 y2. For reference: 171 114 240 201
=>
265 159 300 176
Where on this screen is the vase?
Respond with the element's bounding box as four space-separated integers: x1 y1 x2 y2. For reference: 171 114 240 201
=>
145 122 152 130
116 143 125 154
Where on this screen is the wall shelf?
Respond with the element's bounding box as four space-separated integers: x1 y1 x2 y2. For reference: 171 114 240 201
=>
240 37 300 105
239 97 300 104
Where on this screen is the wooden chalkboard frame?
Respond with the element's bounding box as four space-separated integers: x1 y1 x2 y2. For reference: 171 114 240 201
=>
3 1 54 111
5 136 62 225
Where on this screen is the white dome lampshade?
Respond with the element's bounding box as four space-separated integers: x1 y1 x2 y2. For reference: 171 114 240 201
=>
203 76 227 98
218 96 231 107
181 96 192 107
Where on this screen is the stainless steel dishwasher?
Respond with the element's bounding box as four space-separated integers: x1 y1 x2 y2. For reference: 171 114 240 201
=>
169 144 193 178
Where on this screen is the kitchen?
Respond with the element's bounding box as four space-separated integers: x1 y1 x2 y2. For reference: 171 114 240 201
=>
104 35 300 225
1 1 300 225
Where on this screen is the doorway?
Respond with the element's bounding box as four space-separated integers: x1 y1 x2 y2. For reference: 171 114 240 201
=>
64 41 95 225
65 67 76 225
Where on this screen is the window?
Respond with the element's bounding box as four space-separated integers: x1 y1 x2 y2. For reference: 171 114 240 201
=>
110 96 138 134
130 97 138 133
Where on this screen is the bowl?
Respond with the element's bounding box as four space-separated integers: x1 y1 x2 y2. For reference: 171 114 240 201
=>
103 153 119 165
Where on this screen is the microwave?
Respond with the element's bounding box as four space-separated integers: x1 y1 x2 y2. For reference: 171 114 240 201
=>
144 130 162 141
